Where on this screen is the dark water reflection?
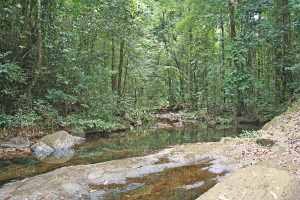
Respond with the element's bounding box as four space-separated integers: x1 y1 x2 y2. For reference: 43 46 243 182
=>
0 122 262 186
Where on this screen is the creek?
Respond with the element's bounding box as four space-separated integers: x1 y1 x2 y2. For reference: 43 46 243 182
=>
0 121 262 197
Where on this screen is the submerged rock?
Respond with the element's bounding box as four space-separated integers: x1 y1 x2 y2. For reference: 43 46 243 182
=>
1 137 31 149
208 164 232 174
39 149 75 163
183 181 205 189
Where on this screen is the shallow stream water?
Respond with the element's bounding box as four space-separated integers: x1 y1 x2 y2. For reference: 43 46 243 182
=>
0 121 262 198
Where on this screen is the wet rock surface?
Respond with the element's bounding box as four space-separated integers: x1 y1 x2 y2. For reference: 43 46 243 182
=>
38 149 75 163
0 143 230 200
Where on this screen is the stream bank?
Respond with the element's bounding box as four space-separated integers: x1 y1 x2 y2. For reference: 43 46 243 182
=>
197 103 300 200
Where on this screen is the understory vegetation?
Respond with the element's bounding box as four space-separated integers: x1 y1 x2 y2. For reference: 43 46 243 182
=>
0 0 299 133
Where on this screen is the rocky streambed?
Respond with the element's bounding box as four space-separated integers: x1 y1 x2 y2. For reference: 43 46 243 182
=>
0 104 299 199
0 143 232 200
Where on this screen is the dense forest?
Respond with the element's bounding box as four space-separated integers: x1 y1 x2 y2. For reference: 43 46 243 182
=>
0 0 299 132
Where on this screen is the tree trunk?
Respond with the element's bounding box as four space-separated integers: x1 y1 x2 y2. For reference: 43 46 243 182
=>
229 1 243 116
189 27 195 109
134 78 138 105
28 0 42 107
111 38 116 91
121 57 129 96
118 39 125 96
281 0 292 102
220 14 226 104
103 37 109 68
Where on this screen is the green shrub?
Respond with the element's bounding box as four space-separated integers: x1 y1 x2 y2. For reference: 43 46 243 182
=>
236 130 258 141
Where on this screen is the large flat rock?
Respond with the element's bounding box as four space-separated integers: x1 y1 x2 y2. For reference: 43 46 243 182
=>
197 165 299 200
0 143 227 200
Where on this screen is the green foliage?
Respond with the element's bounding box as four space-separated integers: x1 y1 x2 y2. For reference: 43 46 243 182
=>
130 109 155 121
0 52 24 109
224 68 253 97
64 116 118 132
0 0 299 132
236 130 258 141
215 117 232 125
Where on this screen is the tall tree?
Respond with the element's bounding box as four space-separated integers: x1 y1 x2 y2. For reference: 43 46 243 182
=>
27 0 43 106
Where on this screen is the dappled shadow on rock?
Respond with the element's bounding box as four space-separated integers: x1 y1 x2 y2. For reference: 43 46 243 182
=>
256 139 275 147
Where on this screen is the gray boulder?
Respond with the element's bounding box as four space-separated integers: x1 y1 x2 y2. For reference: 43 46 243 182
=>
1 137 31 149
31 131 75 159
31 142 54 158
38 131 75 150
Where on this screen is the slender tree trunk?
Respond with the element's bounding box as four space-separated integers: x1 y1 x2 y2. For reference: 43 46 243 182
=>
118 39 125 96
229 2 243 116
134 78 138 105
103 36 109 68
168 71 175 105
111 38 116 91
28 0 42 107
188 27 195 109
220 14 226 104
281 0 292 101
121 57 129 96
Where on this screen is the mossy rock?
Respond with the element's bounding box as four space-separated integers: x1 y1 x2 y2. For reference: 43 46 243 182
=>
39 131 75 150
